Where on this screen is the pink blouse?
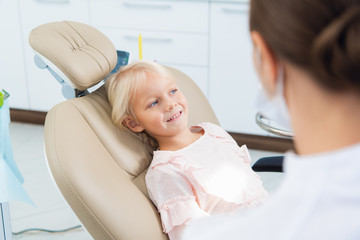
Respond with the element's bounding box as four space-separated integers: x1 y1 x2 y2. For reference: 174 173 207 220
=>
145 122 268 234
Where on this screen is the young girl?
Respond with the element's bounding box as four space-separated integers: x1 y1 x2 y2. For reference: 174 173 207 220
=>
106 60 268 240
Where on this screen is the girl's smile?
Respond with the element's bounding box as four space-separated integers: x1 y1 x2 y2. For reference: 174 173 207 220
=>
166 110 183 123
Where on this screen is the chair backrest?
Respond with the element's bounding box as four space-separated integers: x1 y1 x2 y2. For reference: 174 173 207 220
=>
29 21 219 240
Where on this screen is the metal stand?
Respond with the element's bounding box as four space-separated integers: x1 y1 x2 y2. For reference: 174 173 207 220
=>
1 90 13 240
255 112 293 138
0 202 12 240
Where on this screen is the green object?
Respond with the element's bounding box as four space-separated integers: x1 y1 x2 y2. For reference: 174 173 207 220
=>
0 89 10 107
0 91 3 108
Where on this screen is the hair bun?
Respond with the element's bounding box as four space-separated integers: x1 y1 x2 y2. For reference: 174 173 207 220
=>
311 5 360 91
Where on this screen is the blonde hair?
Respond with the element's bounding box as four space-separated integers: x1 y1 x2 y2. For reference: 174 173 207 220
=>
106 60 176 149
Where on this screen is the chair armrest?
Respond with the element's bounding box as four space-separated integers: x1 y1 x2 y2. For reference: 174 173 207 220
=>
252 156 284 172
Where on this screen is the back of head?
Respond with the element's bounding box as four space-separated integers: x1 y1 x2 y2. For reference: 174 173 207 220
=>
249 0 360 93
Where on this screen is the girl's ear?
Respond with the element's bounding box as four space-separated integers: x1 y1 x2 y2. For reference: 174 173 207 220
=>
123 116 145 133
251 31 279 98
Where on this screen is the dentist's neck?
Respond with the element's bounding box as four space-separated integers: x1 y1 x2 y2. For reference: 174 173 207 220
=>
285 63 360 155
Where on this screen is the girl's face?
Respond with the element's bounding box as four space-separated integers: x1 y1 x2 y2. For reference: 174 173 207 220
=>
128 72 189 141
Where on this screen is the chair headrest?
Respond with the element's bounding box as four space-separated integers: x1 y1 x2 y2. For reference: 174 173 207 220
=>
29 21 117 91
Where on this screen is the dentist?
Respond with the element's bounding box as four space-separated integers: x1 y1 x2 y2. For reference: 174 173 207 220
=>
183 0 360 239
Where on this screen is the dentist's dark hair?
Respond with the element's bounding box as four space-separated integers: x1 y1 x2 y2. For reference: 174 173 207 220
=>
249 0 360 92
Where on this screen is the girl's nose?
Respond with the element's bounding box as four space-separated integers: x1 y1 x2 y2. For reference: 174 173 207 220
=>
166 102 177 111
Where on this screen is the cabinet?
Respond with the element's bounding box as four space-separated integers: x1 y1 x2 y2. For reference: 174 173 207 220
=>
209 2 264 135
89 0 210 97
4 0 267 136
0 0 29 109
19 0 90 111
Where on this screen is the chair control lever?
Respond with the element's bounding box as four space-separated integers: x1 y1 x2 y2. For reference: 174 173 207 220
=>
252 156 284 172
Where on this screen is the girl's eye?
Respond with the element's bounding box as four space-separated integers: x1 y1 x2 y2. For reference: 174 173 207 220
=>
170 89 178 95
149 100 158 108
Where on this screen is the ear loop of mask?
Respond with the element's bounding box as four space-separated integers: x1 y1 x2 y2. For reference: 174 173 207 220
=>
254 48 293 132
255 47 262 67
255 47 267 95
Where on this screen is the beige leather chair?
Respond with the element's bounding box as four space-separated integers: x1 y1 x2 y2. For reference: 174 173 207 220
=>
29 21 219 240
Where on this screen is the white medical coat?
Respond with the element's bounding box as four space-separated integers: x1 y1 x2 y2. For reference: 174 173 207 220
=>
183 143 360 240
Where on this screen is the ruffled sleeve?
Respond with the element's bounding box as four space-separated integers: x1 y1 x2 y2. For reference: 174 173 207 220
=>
158 196 209 233
146 159 208 233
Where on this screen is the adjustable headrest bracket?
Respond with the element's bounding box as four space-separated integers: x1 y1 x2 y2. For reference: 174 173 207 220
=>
32 46 130 99
34 54 83 99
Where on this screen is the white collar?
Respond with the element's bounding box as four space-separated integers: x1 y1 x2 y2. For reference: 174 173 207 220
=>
284 143 360 173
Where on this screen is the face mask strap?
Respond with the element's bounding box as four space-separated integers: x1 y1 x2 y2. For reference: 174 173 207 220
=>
255 47 262 68
255 58 293 134
256 47 285 100
276 62 285 98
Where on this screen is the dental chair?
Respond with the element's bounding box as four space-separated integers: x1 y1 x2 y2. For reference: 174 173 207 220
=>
29 21 219 240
